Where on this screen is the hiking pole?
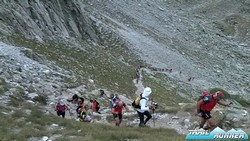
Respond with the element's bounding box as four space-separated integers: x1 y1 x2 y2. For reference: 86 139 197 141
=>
153 108 155 128
151 98 156 128
68 108 74 119
126 110 130 127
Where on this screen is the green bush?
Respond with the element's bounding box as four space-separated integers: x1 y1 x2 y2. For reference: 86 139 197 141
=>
11 111 25 120
209 87 231 99
0 78 9 95
33 95 48 105
231 95 250 107
210 87 250 107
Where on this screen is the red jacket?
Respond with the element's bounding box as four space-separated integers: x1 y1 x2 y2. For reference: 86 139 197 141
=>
93 101 97 112
112 103 126 114
200 95 217 112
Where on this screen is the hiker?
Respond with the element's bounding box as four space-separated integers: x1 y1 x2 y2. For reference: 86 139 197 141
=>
197 91 231 130
111 99 129 126
55 99 69 118
76 97 87 121
135 69 140 84
109 93 119 109
136 87 155 127
67 94 79 104
90 99 101 114
99 89 106 97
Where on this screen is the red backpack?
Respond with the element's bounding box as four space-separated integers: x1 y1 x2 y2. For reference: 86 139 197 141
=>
56 103 66 112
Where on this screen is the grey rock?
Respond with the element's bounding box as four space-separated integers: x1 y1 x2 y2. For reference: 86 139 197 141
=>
27 93 39 99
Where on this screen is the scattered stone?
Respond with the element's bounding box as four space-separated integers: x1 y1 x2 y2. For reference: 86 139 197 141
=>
27 93 39 99
158 7 164 11
24 109 32 115
43 70 50 74
88 79 94 83
27 100 35 104
51 124 59 127
242 110 248 116
1 111 8 115
42 136 49 141
172 116 179 119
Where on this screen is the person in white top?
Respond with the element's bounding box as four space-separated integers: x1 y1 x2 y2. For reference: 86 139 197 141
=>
136 87 154 127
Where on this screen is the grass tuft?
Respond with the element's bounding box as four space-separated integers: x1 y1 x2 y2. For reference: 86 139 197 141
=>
33 94 48 105
0 77 9 95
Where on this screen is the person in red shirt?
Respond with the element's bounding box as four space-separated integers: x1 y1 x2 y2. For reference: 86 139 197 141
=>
111 99 129 126
90 99 101 114
197 91 231 130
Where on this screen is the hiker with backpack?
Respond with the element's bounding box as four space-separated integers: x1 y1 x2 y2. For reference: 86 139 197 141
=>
90 99 101 114
55 99 70 118
109 93 119 109
197 91 231 130
134 87 156 127
111 99 129 126
76 97 87 121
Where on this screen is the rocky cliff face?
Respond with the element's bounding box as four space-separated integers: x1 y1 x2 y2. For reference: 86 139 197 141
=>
0 0 100 43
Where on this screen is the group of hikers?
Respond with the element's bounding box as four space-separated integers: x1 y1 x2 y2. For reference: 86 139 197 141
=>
109 87 157 127
54 87 157 127
54 87 232 130
54 94 100 121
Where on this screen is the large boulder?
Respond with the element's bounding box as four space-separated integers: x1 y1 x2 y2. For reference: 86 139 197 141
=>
212 105 250 130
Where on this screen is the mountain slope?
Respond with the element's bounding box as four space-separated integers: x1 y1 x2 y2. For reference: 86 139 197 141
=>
0 0 250 140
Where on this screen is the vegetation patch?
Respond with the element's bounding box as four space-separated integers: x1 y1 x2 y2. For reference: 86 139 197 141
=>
33 94 48 105
0 100 186 141
213 20 235 36
8 87 25 107
209 88 231 99
231 95 250 107
6 35 143 96
0 77 9 95
142 71 190 107
210 87 250 107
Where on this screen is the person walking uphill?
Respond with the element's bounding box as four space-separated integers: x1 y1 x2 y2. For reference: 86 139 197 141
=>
197 91 231 131
67 94 79 104
136 87 155 127
55 99 69 118
111 99 129 126
76 97 87 121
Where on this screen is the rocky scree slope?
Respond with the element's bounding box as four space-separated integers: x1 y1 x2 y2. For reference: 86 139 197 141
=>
0 0 250 99
86 0 250 99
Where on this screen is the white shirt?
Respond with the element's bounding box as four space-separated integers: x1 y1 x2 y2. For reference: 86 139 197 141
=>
136 97 149 113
